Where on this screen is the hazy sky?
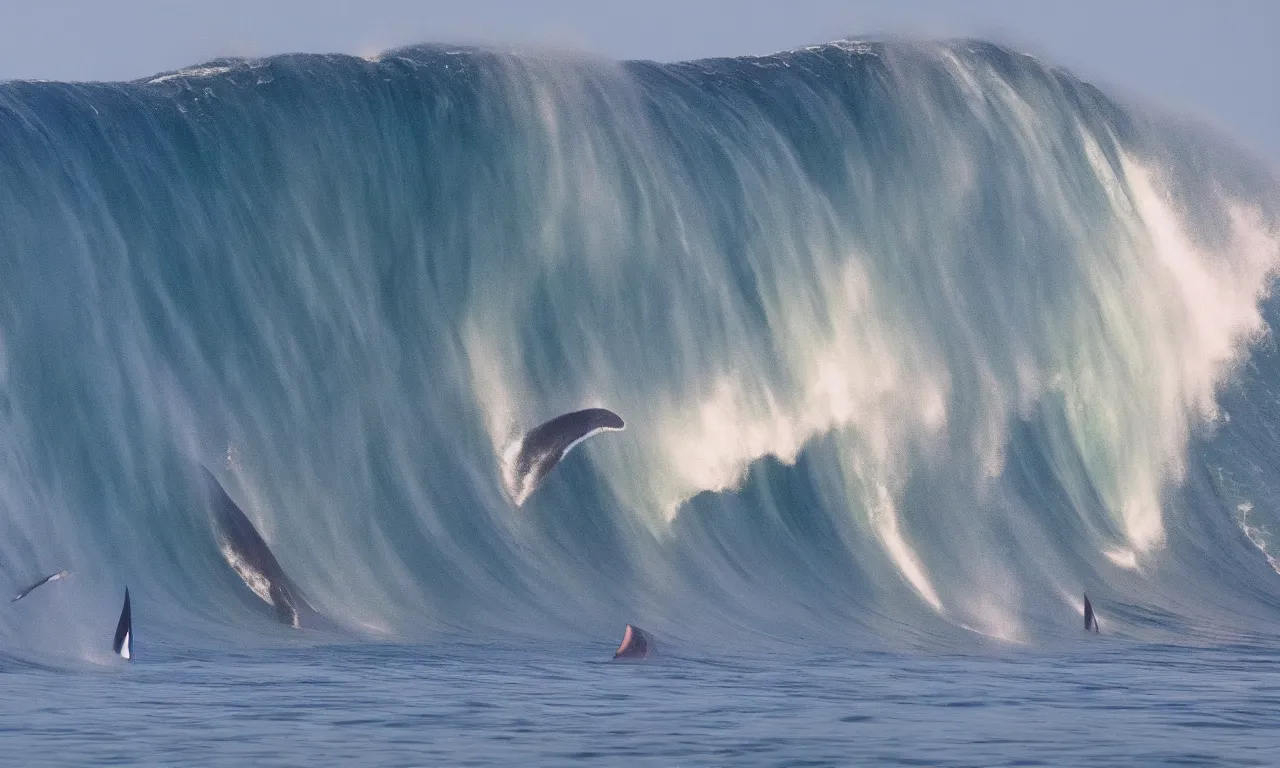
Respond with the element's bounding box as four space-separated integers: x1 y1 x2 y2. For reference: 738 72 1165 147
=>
2 0 1277 162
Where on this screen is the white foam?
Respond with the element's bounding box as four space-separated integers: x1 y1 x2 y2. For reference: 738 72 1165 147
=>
1104 548 1139 570
218 536 275 607
147 66 234 85
1237 503 1280 576
465 319 524 469
870 483 942 610
459 53 1280 622
1086 154 1280 554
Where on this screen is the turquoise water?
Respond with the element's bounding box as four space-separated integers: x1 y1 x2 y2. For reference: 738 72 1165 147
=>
2 37 1280 765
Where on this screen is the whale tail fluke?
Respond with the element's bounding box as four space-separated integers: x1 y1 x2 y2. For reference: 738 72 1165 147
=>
113 587 133 660
613 623 652 660
1083 593 1099 634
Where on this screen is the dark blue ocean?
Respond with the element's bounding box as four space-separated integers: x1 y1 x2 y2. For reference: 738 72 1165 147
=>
2 39 1280 765
3 640 1280 766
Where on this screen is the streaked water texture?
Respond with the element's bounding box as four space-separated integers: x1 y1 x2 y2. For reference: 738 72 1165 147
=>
1 38 1279 764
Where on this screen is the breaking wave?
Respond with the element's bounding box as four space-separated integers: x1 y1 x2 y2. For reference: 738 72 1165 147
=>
2 38 1279 660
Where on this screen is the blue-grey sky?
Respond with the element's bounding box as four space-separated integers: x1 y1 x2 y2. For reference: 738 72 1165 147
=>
3 0 1278 163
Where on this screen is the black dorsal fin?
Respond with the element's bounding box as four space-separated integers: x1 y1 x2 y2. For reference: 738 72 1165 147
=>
112 587 133 660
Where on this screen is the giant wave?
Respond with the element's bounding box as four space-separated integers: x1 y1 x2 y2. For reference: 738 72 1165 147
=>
1 39 1279 661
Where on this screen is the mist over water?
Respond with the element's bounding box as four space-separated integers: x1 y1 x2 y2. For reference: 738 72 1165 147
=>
2 39 1279 667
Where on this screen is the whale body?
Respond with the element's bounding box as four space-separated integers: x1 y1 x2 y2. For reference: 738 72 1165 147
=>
113 587 132 660
505 408 625 505
203 467 318 628
613 623 652 660
1083 593 1099 633
11 570 69 603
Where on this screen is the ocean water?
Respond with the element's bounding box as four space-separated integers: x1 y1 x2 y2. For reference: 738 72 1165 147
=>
3 641 1279 765
2 38 1280 765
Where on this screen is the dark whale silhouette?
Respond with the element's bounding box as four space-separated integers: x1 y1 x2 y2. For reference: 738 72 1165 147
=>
613 623 652 660
1083 593 1099 633
203 467 318 629
11 570 69 603
112 587 132 660
505 408 625 505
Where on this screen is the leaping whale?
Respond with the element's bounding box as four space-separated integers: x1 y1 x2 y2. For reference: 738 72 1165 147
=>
113 587 133 660
613 623 652 660
504 408 625 506
11 570 69 603
203 467 319 629
1083 593 1099 633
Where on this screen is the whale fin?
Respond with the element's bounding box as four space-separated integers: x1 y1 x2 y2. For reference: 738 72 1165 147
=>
113 587 133 660
613 623 652 660
1083 593 1099 633
505 408 625 505
11 569 69 603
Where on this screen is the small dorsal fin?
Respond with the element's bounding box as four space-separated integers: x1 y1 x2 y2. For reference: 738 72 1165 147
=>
613 623 652 659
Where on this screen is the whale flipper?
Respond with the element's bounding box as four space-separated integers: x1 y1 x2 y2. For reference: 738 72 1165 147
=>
613 623 652 660
113 587 133 660
1083 593 1099 633
203 466 318 629
11 570 69 603
505 408 625 505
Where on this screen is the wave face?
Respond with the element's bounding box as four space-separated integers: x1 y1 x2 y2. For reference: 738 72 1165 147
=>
2 39 1280 659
